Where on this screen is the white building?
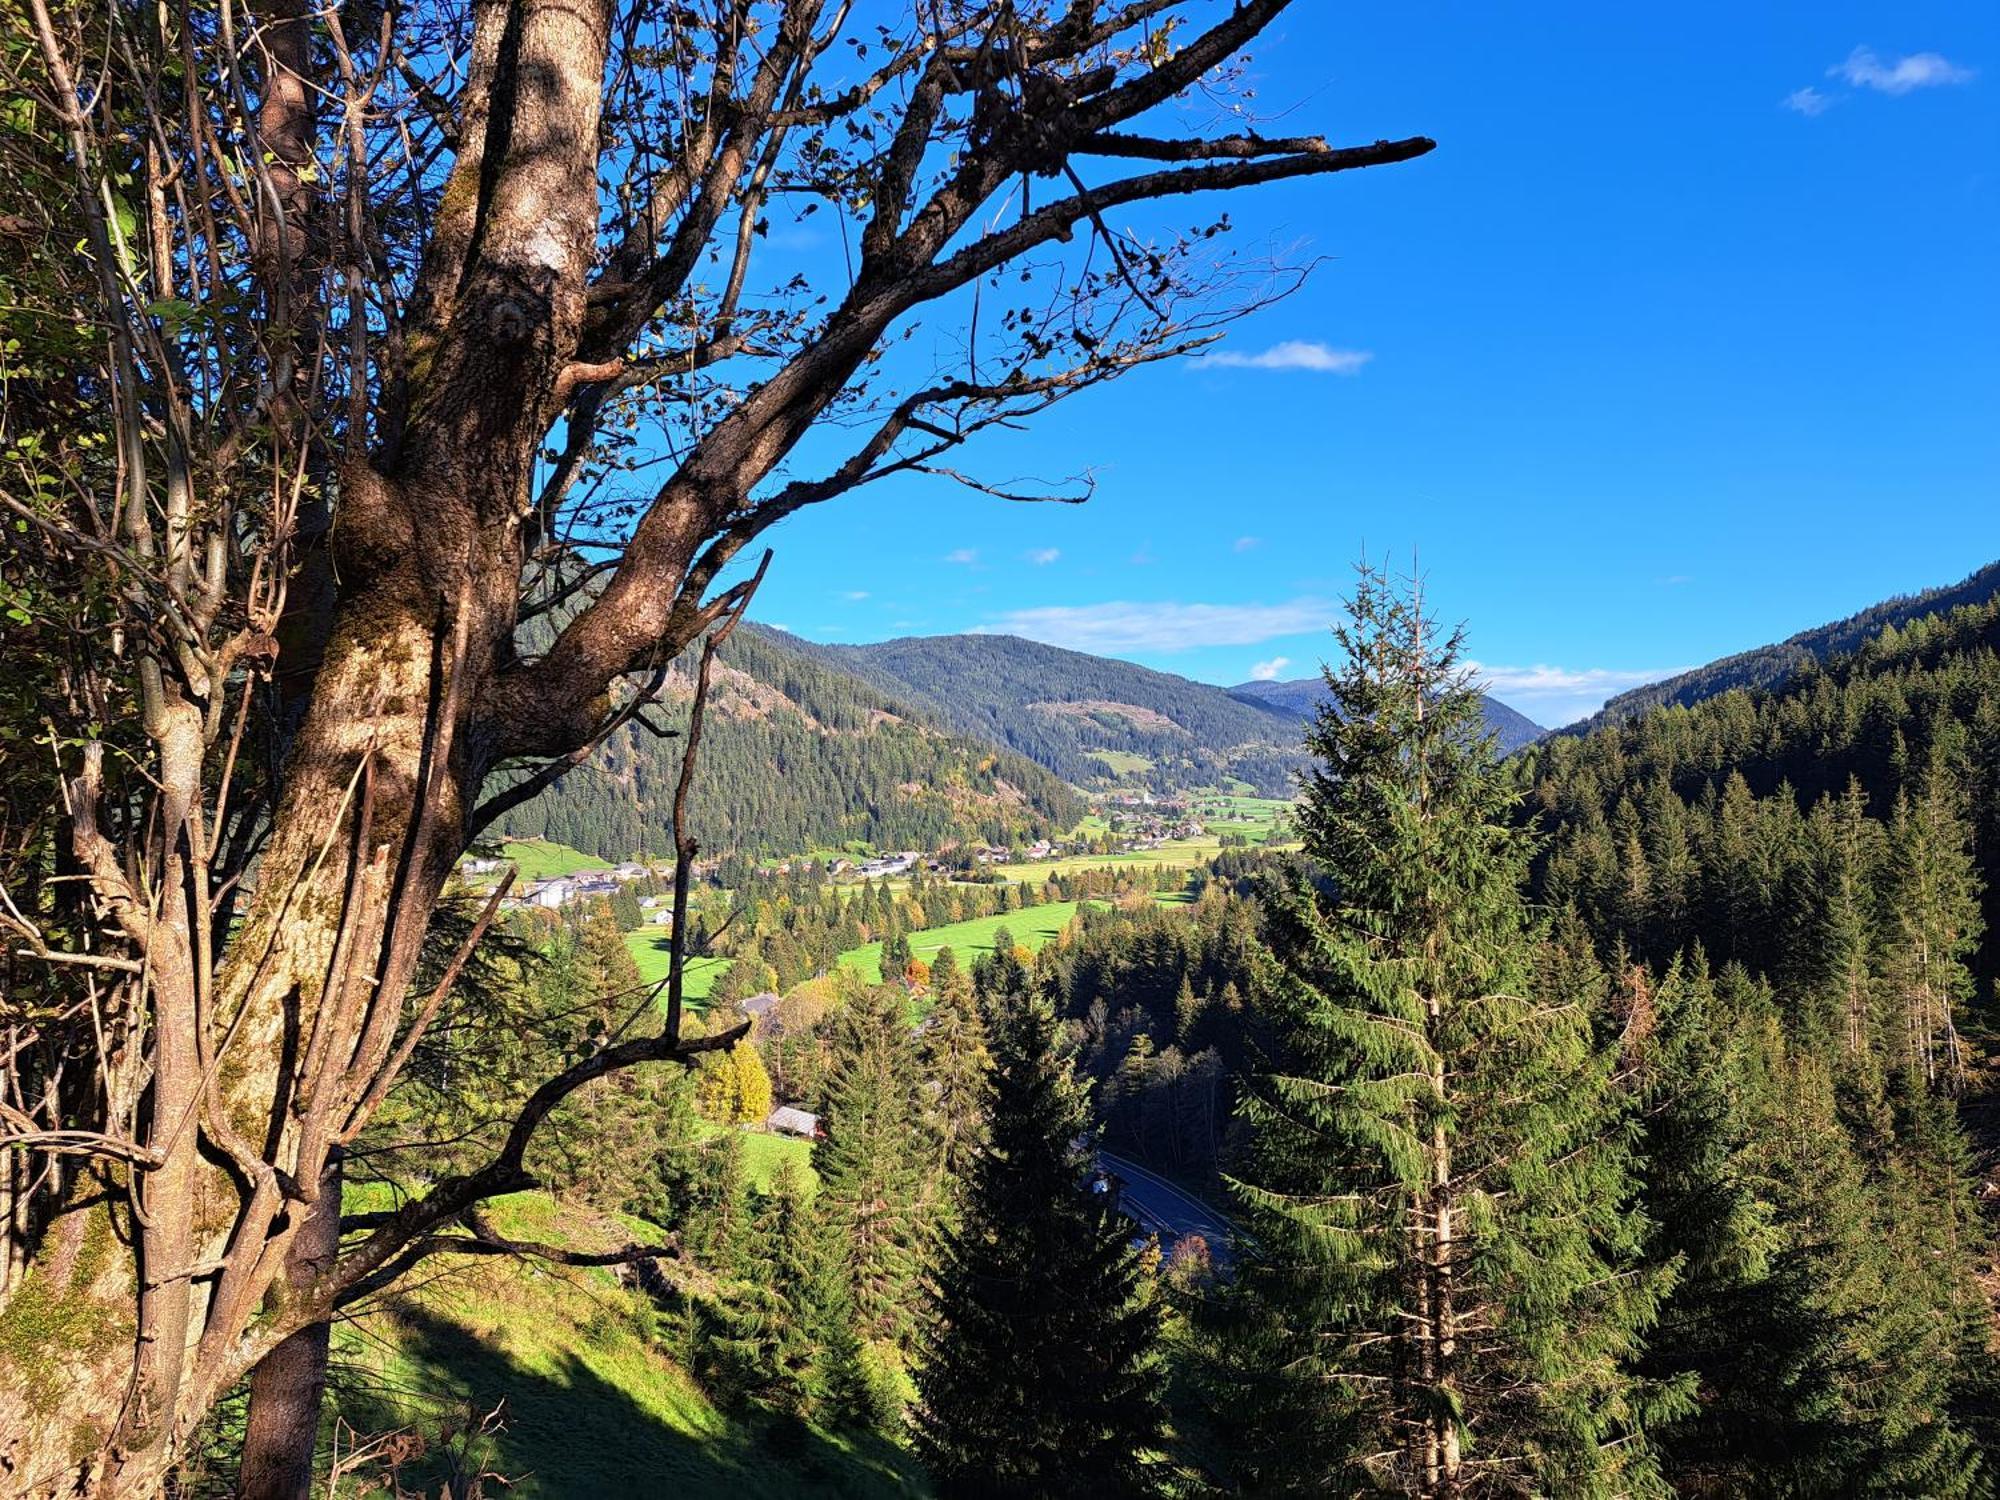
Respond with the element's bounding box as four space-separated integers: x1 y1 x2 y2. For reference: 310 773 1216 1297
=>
530 878 575 909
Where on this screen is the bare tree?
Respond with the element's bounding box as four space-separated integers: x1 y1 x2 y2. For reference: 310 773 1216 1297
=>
0 0 1430 1493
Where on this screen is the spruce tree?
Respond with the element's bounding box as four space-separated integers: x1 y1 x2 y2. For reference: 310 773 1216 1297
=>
1741 1050 1989 1497
1882 754 1981 1091
1629 953 1814 1490
817 983 931 1350
1220 565 1670 1497
725 1159 852 1419
916 992 1166 1498
921 955 992 1183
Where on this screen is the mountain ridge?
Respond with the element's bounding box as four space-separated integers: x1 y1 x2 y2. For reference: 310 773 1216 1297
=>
1565 559 2000 734
776 629 1307 796
1226 674 1547 754
493 624 1084 859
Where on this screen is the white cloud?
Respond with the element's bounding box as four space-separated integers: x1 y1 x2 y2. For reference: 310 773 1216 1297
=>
840 589 870 601
944 548 978 565
1026 547 1061 566
1249 656 1291 681
1467 661 1690 727
1783 86 1834 116
977 597 1334 654
1193 340 1373 374
1832 45 1974 95
1233 535 1262 553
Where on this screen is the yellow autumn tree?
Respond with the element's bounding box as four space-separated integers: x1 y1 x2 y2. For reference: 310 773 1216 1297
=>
733 1041 774 1126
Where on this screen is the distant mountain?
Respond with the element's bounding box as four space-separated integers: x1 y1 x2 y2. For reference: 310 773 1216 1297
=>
1226 676 1547 755
780 631 1308 797
492 625 1084 860
1567 560 2000 734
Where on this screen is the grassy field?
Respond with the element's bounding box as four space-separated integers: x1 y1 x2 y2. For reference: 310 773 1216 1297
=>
741 1130 815 1192
1085 749 1154 776
331 1191 922 1498
492 838 614 881
624 930 730 1007
982 838 1222 882
1190 794 1292 843
836 899 1088 984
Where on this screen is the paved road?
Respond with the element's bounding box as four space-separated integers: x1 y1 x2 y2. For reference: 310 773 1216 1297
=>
1097 1149 1234 1262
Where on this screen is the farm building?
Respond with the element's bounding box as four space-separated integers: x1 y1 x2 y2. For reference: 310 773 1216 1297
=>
766 1106 820 1139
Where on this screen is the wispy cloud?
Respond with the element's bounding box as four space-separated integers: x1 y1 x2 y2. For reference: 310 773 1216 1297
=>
1193 340 1373 374
1468 661 1689 726
977 597 1334 654
1783 86 1834 116
840 589 871 601
1233 535 1262 553
1249 656 1292 681
944 548 978 565
1130 543 1157 566
1832 45 1974 95
1026 547 1062 566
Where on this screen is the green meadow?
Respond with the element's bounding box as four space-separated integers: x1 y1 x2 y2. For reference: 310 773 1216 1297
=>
835 900 1088 985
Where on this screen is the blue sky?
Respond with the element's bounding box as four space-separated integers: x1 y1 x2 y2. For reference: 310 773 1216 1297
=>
717 2 1999 727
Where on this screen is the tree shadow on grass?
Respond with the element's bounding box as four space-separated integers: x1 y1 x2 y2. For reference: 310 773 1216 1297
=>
335 1304 923 1499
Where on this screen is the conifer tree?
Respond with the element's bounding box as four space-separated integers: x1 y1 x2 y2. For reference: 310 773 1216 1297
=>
881 929 914 984
929 945 970 1007
1882 754 1982 1091
1220 565 1669 1497
1742 1051 1989 1497
921 956 993 1183
727 1159 852 1419
681 1128 753 1273
817 984 932 1350
1628 954 1815 1489
916 993 1166 1498
1803 781 1884 1058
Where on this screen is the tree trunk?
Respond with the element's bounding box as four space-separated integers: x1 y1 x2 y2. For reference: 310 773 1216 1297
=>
237 1154 343 1500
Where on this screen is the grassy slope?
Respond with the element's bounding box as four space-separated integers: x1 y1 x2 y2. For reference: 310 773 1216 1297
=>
835 899 1087 984
1085 749 1153 775
624 931 729 1003
333 1192 919 1499
629 897 1100 995
737 1129 817 1192
498 838 614 881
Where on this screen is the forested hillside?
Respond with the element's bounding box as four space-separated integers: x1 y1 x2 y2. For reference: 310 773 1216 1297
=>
1227 672 1546 753
1506 593 2000 1492
493 626 1084 859
1570 559 2000 732
788 631 1308 796
1521 593 2000 997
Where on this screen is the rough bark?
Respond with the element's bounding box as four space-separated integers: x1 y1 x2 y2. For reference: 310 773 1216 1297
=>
237 1157 342 1500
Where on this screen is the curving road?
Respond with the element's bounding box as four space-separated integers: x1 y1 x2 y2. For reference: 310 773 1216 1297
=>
1097 1149 1235 1263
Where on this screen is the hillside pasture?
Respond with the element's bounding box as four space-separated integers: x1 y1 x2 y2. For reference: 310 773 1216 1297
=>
494 838 614 881
1086 749 1154 777
625 931 731 1007
1191 794 1292 843
981 838 1222 881
837 899 1088 984
330 1191 921 1498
